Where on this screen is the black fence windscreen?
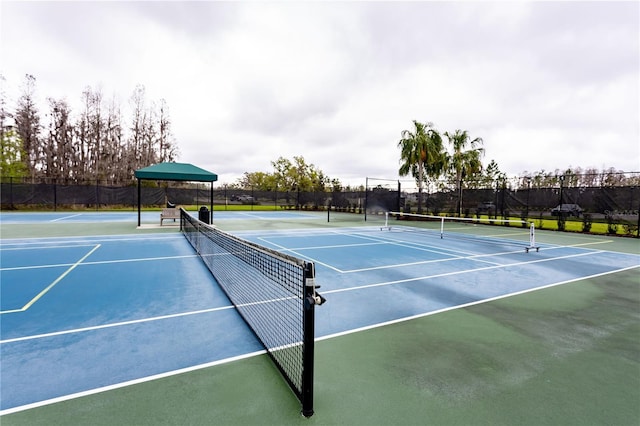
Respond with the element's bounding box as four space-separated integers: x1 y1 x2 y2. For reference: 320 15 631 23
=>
2 176 638 237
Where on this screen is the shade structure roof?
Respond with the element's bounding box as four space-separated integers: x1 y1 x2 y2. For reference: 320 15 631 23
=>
134 162 218 182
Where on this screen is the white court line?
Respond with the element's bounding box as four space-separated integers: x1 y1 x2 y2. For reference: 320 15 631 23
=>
49 213 82 222
255 233 456 273
320 249 610 294
1 230 636 415
266 225 531 256
0 234 184 248
0 349 266 416
338 230 503 262
0 254 200 272
262 240 394 251
234 211 315 220
0 245 102 314
253 226 631 275
318 263 640 341
481 230 531 238
269 231 466 257
260 234 492 267
565 240 617 248
237 212 273 220
0 305 235 344
260 231 535 273
382 225 530 253
0 244 100 252
2 252 637 416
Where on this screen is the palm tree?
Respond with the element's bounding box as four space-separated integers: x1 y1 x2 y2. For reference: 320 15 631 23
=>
398 120 445 213
444 129 484 216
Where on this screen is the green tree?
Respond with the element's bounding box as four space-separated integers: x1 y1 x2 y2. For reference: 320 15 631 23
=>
239 171 277 190
0 127 29 178
267 155 331 208
444 129 484 215
481 159 501 189
271 155 328 193
0 74 28 178
271 156 295 192
398 120 445 213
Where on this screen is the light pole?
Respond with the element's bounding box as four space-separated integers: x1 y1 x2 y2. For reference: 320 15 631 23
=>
557 174 566 231
559 175 565 208
500 176 506 219
525 177 531 218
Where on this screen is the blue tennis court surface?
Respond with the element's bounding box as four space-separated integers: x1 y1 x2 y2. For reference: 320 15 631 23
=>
237 226 639 334
1 222 638 412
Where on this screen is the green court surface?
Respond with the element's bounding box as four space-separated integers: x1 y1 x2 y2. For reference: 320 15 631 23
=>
1 211 639 425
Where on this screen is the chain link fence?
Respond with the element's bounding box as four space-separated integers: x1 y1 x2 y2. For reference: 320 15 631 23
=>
2 175 638 237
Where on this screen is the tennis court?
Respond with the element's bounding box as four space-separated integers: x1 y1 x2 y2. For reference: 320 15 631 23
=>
1 210 639 425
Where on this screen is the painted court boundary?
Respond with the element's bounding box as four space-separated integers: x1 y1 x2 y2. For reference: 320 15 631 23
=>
0 349 266 416
318 264 640 340
2 228 637 415
1 263 637 416
0 245 101 314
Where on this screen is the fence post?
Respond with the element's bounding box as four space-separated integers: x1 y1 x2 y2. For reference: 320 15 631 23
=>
10 176 14 209
637 187 640 238
53 178 57 211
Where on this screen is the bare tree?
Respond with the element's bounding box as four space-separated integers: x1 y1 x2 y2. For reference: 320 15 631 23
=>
0 74 9 132
7 77 181 184
103 95 125 184
14 74 41 179
128 84 146 175
157 98 178 162
76 86 106 181
43 98 75 181
126 86 177 179
141 101 157 167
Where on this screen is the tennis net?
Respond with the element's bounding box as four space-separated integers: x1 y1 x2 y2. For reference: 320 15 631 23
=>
180 209 325 417
382 211 539 252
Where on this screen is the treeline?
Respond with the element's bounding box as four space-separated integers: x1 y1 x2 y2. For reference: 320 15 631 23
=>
434 166 640 190
235 156 345 192
0 74 178 185
396 120 638 193
516 167 640 189
407 167 640 192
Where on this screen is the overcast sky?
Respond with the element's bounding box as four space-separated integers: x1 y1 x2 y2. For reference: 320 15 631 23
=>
1 1 638 186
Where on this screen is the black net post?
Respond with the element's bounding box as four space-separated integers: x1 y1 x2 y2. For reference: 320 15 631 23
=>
302 262 317 418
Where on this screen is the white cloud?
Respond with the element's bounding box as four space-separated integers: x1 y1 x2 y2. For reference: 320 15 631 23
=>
1 1 638 186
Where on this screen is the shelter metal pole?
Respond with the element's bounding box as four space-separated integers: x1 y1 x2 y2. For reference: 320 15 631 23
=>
137 179 141 227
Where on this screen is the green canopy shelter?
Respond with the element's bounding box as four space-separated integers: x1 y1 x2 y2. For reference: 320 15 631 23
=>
134 162 218 226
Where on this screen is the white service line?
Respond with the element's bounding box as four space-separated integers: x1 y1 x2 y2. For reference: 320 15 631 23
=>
49 213 83 222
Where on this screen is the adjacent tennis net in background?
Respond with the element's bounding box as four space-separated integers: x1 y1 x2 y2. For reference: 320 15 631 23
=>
180 209 325 417
383 211 539 252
